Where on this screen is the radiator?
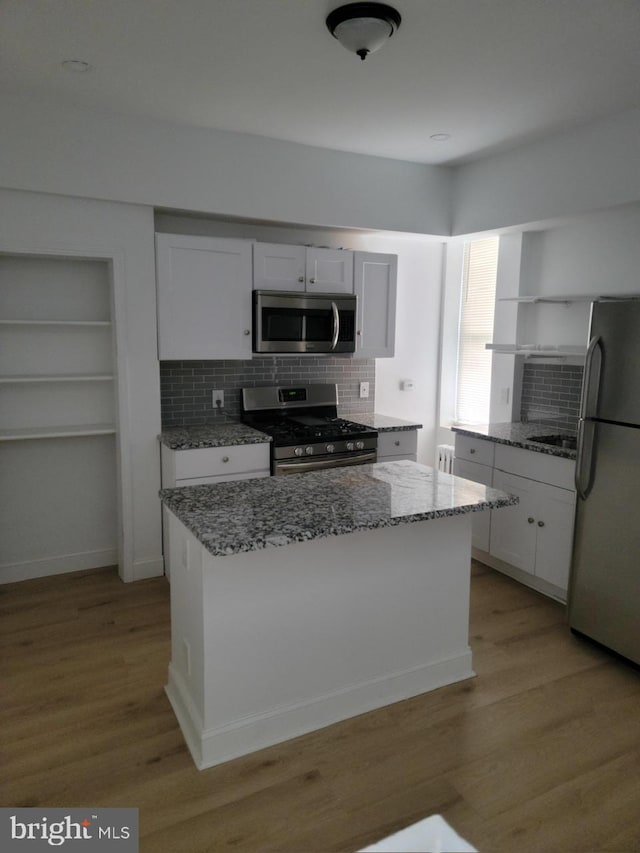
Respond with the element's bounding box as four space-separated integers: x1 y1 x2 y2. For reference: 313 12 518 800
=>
437 444 455 473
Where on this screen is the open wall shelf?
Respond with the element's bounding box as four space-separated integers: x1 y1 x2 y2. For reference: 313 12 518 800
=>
0 424 116 442
499 293 640 304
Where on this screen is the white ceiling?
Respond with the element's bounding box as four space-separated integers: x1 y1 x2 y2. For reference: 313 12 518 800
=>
2 0 640 165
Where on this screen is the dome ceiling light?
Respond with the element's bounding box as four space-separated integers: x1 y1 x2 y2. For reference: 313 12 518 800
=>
326 3 402 61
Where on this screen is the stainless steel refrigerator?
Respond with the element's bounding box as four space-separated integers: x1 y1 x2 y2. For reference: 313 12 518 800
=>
569 299 640 665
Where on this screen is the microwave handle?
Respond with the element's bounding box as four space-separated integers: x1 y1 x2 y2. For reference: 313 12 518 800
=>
330 302 340 351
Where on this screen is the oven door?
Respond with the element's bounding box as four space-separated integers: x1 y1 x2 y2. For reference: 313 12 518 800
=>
274 449 376 475
253 291 356 354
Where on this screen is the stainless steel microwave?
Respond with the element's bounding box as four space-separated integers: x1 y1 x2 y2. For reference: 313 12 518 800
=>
253 290 357 354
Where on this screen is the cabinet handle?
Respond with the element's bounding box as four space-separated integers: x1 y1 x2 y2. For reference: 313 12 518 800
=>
469 448 476 454
357 330 361 336
537 520 545 527
222 456 229 463
298 276 305 283
309 277 316 284
527 517 535 524
394 440 400 447
244 329 250 335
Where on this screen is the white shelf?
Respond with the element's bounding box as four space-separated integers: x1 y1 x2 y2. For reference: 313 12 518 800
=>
0 319 111 326
0 374 114 384
0 424 116 442
499 293 640 304
486 344 587 357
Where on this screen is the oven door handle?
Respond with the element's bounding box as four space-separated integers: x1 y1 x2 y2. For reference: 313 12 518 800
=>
275 450 376 475
330 302 340 351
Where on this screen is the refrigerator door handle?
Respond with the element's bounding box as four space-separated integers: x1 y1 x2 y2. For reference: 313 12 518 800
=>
575 418 596 500
580 335 603 419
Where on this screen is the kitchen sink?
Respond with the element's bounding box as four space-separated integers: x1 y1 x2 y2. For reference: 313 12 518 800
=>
528 433 577 451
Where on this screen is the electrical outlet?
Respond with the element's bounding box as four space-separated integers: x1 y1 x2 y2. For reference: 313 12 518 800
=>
212 390 224 409
359 381 370 399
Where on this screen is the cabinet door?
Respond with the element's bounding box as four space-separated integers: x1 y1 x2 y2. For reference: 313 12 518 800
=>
354 252 397 358
305 248 353 294
490 470 537 573
532 482 575 590
453 458 492 552
253 243 306 292
156 234 253 360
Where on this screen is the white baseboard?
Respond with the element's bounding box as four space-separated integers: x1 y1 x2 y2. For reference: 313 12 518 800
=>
471 547 567 603
0 548 118 584
167 651 474 770
128 556 165 582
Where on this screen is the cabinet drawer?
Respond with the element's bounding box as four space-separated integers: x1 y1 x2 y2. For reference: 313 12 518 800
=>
454 434 495 467
494 444 575 490
173 444 270 481
453 457 493 487
377 429 418 458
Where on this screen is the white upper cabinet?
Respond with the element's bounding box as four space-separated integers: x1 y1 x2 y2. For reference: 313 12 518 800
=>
253 243 354 294
353 252 397 358
305 247 354 293
252 243 306 292
156 233 253 360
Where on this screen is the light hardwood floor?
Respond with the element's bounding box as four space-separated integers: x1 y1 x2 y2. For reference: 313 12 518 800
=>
2 561 639 852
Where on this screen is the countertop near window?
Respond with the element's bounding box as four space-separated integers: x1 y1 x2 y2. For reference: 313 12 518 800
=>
159 422 272 450
160 459 517 557
452 422 577 460
342 413 423 431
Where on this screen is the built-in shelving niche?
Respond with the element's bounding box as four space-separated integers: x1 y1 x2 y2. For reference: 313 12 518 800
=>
488 293 640 360
0 254 118 583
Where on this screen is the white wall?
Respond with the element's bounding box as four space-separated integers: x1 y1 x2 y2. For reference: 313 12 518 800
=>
0 92 451 237
0 189 163 582
452 107 640 235
156 213 445 466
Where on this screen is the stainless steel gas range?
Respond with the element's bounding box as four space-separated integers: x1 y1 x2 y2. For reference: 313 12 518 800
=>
241 384 377 475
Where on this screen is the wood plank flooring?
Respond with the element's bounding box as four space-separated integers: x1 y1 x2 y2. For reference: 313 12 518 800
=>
2 561 639 852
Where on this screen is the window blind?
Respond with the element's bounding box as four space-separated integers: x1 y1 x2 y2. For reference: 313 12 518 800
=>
455 236 499 424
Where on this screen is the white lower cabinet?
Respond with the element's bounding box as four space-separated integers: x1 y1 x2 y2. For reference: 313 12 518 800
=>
454 434 576 601
161 443 270 487
377 429 417 463
491 470 575 590
160 442 270 575
453 457 493 551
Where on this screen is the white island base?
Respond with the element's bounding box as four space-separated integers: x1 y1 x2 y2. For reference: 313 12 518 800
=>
165 510 476 770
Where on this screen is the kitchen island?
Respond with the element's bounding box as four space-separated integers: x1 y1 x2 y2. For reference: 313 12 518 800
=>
160 460 517 769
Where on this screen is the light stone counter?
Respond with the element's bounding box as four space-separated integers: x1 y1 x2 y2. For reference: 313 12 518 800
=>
452 421 576 459
342 413 423 432
160 460 517 557
159 421 271 450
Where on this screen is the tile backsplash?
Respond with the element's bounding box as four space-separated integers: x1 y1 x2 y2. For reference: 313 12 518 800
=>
160 357 375 428
520 363 583 429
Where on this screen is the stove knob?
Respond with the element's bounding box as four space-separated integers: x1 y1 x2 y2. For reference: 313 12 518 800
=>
305 446 314 455
326 444 335 454
346 441 355 451
355 440 365 450
294 447 304 457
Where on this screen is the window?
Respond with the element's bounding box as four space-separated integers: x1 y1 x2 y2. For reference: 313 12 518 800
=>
455 236 499 424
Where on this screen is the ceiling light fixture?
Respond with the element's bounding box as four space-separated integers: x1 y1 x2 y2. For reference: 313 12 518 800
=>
61 59 92 73
326 3 401 61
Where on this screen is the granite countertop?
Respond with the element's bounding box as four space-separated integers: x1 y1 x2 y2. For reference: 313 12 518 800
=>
160 422 271 450
452 422 577 460
160 459 518 557
343 413 423 432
